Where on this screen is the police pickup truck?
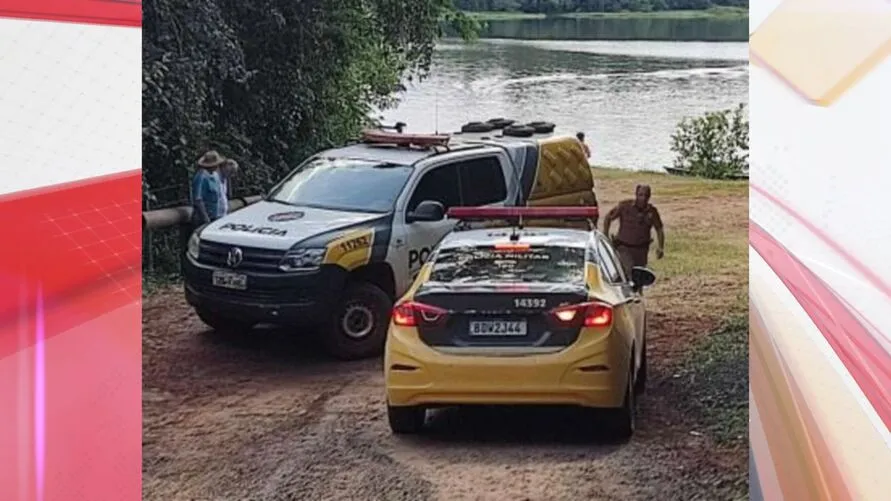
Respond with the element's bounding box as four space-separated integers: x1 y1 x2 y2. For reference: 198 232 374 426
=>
183 123 596 360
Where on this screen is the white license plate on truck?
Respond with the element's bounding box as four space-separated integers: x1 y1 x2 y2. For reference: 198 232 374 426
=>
212 271 247 290
469 320 527 336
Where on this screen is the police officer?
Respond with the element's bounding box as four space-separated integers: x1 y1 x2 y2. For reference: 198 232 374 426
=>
602 184 665 278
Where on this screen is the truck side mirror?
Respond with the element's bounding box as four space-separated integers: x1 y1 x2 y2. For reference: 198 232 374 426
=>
406 200 445 223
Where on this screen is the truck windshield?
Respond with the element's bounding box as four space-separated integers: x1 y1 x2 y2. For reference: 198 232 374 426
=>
267 157 413 213
428 245 586 284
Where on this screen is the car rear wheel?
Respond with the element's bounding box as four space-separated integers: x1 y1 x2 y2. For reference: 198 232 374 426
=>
606 365 636 441
323 282 392 360
195 308 257 335
387 403 426 434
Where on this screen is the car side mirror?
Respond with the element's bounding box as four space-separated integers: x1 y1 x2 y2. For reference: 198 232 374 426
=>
631 266 656 290
406 200 445 223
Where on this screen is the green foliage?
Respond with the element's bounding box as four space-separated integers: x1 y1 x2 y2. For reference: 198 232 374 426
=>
143 0 477 275
453 0 747 14
675 314 749 445
669 103 748 180
667 313 749 499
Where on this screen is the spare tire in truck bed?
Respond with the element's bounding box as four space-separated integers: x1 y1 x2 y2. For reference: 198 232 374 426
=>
526 121 556 133
486 118 515 129
503 124 535 137
461 121 496 133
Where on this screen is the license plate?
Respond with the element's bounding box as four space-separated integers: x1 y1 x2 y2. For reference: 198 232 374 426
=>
212 271 247 290
469 320 527 337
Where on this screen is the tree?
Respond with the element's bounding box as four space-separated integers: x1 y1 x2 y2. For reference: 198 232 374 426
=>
143 0 476 204
142 0 476 273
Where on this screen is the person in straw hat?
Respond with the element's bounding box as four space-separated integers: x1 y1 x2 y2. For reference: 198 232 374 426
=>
191 150 226 226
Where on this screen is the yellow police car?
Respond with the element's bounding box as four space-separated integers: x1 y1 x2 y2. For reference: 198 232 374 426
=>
383 207 655 439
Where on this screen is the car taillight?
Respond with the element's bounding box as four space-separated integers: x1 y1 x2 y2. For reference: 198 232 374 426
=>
550 302 613 327
391 301 448 327
583 303 613 327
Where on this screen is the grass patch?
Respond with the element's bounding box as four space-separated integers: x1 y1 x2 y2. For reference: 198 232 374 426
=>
465 11 546 21
659 230 747 278
143 272 181 298
655 181 748 199
466 7 748 22
592 167 748 318
563 6 748 20
593 167 747 198
673 314 749 445
647 228 747 318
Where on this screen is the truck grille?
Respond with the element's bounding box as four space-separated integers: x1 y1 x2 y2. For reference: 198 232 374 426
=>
197 240 286 272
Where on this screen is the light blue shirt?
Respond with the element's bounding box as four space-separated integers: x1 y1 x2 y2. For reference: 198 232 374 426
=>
191 169 222 221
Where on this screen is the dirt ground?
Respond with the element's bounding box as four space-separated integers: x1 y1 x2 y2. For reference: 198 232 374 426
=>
143 169 748 501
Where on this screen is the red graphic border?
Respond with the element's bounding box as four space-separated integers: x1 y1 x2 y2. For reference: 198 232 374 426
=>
0 0 141 27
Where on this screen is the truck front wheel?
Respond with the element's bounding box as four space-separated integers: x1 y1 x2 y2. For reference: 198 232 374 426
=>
323 282 392 360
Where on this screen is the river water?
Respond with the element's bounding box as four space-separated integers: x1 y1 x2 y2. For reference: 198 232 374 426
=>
380 18 749 171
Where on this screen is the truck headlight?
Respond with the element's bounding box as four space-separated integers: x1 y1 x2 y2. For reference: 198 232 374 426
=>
279 248 326 272
187 231 200 260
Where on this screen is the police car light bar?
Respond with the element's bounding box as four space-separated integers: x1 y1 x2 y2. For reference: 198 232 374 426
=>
447 206 599 221
361 129 450 148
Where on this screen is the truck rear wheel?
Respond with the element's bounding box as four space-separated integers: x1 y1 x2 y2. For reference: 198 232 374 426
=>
323 282 392 360
195 308 257 335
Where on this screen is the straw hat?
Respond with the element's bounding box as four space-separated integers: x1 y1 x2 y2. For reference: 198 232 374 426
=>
197 150 226 168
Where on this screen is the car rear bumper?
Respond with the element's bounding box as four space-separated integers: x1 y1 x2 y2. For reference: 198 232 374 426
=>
384 325 631 409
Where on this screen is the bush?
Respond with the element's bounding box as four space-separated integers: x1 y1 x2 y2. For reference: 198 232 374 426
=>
669 103 748 179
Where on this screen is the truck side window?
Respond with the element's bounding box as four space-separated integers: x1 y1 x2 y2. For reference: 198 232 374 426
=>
408 163 462 213
458 156 507 206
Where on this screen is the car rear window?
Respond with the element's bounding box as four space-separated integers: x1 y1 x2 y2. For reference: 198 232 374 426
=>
428 245 586 284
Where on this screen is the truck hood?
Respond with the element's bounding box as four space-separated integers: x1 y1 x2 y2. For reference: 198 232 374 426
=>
198 201 385 251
